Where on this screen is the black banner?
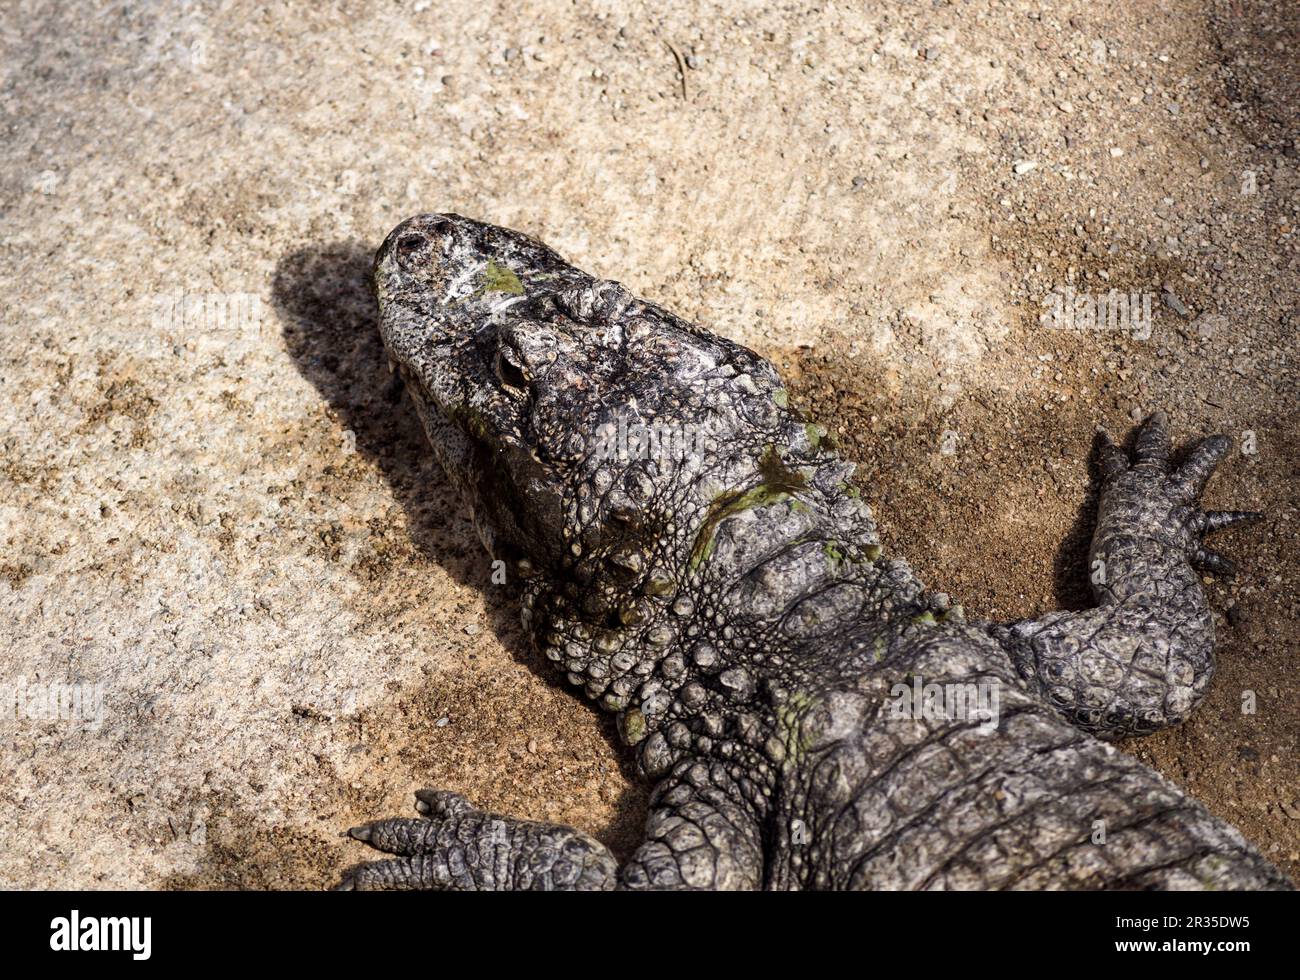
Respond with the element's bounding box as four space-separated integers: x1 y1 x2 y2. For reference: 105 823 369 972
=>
0 890 1291 966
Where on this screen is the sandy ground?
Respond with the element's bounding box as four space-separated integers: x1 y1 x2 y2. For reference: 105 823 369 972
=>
0 0 1295 888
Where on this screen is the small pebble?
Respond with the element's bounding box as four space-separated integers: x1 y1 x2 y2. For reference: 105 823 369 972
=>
1162 291 1190 317
1194 313 1225 338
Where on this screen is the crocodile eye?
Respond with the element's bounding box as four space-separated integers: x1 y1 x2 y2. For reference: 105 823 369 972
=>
494 346 530 393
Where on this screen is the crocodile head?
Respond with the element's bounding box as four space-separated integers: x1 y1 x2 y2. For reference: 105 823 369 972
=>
375 213 796 574
374 213 580 567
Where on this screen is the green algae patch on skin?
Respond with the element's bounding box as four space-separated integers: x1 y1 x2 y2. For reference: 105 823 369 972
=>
757 445 808 494
689 486 792 570
689 447 810 570
481 259 525 295
618 707 647 746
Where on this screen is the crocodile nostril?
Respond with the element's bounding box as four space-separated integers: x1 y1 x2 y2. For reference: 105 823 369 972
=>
395 232 428 270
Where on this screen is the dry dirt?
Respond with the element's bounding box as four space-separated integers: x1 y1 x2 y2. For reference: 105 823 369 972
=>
0 0 1295 888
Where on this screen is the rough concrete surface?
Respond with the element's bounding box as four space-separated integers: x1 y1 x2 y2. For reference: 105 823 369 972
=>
0 0 1295 888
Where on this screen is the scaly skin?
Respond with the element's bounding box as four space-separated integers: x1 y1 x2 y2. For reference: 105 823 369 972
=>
338 213 1291 891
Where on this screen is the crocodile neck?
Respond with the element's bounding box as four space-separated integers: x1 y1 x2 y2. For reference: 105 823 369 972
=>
522 455 941 786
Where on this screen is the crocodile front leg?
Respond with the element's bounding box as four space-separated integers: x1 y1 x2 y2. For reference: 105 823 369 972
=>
339 763 765 891
988 413 1260 739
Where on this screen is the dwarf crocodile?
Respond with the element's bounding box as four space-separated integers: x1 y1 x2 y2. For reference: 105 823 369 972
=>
339 213 1291 891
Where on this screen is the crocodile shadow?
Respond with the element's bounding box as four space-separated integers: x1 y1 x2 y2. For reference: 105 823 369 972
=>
1052 441 1104 613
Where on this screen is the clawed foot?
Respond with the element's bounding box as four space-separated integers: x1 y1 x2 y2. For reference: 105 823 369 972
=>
337 789 618 891
1096 411 1261 579
336 789 482 891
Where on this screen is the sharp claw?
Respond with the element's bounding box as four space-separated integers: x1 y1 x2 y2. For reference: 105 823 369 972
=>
1097 428 1129 479
333 877 356 891
347 824 373 842
1172 434 1230 500
414 789 473 817
1201 510 1263 535
1133 411 1171 471
1192 547 1237 577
